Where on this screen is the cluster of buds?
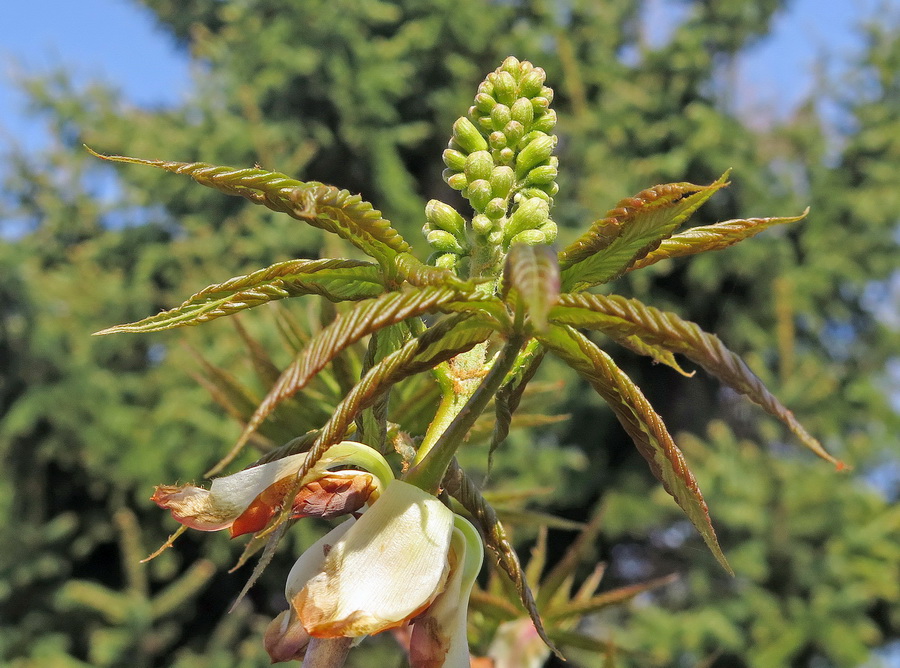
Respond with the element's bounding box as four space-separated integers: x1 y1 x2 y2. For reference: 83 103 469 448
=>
430 56 559 274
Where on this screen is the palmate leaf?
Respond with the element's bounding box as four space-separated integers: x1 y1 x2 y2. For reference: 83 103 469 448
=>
549 293 842 467
628 209 809 272
95 259 385 334
558 173 729 291
501 244 560 333
87 149 410 267
208 288 486 474
538 324 732 574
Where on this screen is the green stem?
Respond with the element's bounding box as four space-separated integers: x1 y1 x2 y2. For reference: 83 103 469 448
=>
404 335 524 494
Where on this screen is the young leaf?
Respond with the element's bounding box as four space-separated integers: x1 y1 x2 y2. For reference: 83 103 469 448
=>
87 149 410 266
538 324 732 574
501 244 560 333
443 459 562 659
628 209 809 272
489 340 546 468
253 316 497 529
558 174 729 291
549 293 842 467
209 287 484 475
305 316 497 473
611 334 695 377
95 259 385 334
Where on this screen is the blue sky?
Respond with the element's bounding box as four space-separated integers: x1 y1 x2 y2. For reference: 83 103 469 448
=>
0 0 888 152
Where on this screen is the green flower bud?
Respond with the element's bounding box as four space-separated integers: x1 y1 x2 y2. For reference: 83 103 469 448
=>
525 164 558 185
490 166 515 199
474 93 497 113
515 134 556 178
490 104 511 131
539 86 554 104
446 172 468 191
525 175 559 197
538 220 558 244
497 147 515 165
509 228 548 246
472 214 493 236
511 98 534 128
519 130 547 148
506 197 549 240
503 120 525 147
532 108 557 134
427 229 465 254
452 117 488 153
442 148 467 172
466 178 492 212
477 80 494 97
485 198 507 220
517 187 552 203
476 116 494 132
492 71 517 105
489 131 507 150
464 151 494 182
425 200 466 237
531 97 550 112
435 252 459 270
500 55 521 75
519 68 546 98
488 228 503 246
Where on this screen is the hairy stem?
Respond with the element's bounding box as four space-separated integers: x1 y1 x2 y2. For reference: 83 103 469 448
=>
405 335 524 493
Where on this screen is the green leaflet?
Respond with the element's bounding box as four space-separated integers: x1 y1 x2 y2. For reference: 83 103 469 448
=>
95 259 386 334
558 173 729 291
549 293 842 467
210 286 483 475
538 324 732 574
87 149 411 266
628 209 809 272
501 244 560 333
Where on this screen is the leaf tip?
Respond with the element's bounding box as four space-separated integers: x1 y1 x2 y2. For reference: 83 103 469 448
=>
83 144 105 160
835 459 852 473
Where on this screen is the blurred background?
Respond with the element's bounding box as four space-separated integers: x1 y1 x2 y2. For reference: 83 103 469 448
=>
1 1 898 666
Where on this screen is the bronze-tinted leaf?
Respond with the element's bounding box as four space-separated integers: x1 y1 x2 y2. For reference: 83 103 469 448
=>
489 340 546 467
87 149 410 266
550 293 842 467
208 287 483 475
95 258 385 334
628 209 809 272
501 244 560 333
443 459 562 658
256 316 497 530
538 324 731 574
559 174 728 290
